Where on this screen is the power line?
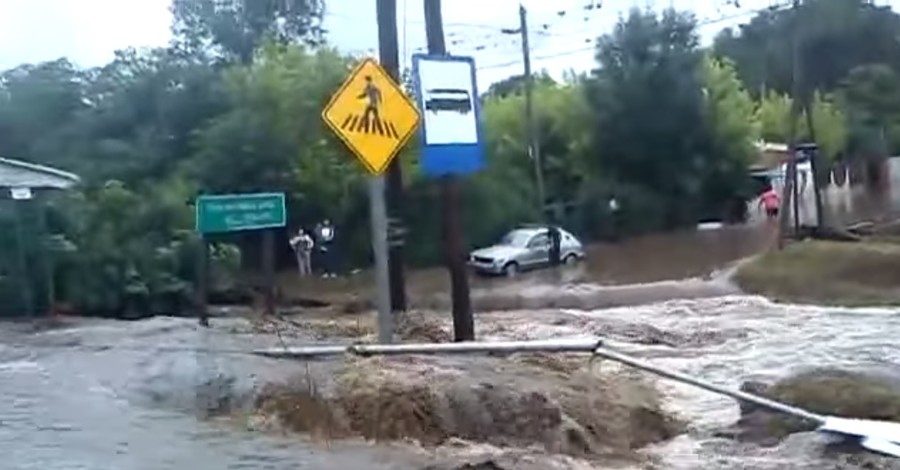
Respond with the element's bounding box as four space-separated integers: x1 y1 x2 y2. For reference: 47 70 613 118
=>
475 1 793 71
459 2 607 48
478 46 593 71
326 1 793 72
327 2 611 60
326 8 515 32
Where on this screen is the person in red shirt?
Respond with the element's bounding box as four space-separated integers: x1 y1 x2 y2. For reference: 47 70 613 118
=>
758 186 781 219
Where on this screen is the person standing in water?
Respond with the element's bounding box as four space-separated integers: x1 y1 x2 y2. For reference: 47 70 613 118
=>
758 186 781 220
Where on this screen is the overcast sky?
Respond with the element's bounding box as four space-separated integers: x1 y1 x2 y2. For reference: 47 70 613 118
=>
0 0 895 85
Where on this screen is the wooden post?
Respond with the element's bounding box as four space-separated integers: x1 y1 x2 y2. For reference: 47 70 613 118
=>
262 229 276 317
196 235 210 327
424 0 474 342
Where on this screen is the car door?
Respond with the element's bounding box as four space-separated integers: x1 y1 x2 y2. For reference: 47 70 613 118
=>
523 232 551 267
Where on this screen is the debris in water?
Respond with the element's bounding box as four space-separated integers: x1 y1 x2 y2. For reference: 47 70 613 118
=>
731 367 900 446
252 355 683 461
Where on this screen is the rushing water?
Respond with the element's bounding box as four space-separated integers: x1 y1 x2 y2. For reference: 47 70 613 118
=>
559 296 900 469
0 318 429 470
2 295 900 469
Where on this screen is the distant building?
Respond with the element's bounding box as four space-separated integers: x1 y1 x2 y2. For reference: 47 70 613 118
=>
750 141 789 172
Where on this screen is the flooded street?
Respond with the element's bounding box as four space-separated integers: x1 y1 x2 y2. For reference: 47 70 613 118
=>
3 162 900 470
1 294 900 469
0 318 430 470
541 297 900 469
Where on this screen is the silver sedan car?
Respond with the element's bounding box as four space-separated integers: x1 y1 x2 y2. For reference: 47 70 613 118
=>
469 226 585 276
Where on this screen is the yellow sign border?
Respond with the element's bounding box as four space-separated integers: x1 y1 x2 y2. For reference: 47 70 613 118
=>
321 58 421 175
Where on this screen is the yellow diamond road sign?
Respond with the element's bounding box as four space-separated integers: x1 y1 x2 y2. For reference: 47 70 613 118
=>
322 58 421 175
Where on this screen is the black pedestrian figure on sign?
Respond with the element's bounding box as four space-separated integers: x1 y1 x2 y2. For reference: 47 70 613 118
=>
358 75 383 135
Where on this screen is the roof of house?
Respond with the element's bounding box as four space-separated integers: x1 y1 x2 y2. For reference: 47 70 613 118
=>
0 157 80 190
750 141 790 171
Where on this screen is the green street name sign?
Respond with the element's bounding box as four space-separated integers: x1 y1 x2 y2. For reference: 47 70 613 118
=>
195 192 286 234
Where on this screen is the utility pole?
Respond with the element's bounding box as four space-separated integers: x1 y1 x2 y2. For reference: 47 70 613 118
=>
804 109 826 230
519 4 546 220
423 0 475 342
779 0 803 245
377 0 408 314
514 4 559 265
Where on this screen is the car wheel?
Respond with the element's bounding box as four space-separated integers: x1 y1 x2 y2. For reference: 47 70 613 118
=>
503 262 519 277
563 254 578 265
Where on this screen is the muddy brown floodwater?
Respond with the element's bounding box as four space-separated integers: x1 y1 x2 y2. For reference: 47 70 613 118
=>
472 297 900 469
281 223 774 312
2 292 900 469
4 161 900 469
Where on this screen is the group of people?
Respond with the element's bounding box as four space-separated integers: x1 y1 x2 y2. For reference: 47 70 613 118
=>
289 219 339 278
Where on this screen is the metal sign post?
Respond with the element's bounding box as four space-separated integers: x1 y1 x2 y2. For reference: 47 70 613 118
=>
368 176 393 343
321 53 421 344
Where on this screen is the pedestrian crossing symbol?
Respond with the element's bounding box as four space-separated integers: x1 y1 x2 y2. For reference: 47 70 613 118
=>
322 58 421 175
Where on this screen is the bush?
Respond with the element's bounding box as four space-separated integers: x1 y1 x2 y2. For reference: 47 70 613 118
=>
0 180 241 319
734 240 900 306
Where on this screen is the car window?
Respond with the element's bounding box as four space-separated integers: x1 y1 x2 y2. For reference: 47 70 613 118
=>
500 230 533 247
527 233 550 248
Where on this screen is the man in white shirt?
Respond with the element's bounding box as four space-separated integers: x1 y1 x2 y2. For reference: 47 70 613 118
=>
289 228 314 276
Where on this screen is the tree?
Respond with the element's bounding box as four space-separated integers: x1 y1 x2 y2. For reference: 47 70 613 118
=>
805 92 847 162
714 0 900 96
701 56 761 219
482 72 556 99
585 9 712 229
190 43 358 210
838 63 900 155
475 80 583 240
170 0 326 64
47 179 239 318
757 91 794 143
0 60 87 165
756 90 847 162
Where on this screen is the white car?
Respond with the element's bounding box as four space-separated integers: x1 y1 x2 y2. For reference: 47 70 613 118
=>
469 226 585 276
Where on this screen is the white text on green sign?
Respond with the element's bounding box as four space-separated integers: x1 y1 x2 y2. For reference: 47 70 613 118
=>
195 192 286 234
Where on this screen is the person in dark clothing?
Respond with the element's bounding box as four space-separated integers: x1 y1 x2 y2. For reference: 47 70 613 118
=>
314 219 338 278
548 225 562 266
608 197 621 242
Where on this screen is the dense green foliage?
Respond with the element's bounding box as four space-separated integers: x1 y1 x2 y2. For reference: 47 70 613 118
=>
713 0 900 156
1 0 897 317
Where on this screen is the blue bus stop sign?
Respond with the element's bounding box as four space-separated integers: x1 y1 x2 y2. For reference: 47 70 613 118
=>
412 54 485 177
